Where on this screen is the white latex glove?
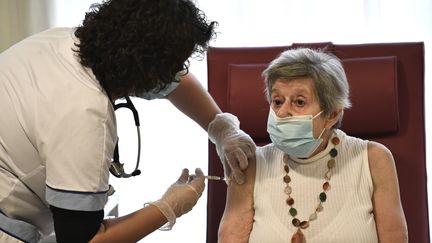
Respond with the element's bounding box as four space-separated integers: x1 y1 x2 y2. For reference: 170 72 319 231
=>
208 113 256 184
149 168 205 230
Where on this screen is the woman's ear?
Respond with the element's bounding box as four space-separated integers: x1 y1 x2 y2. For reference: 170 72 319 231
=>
325 109 342 129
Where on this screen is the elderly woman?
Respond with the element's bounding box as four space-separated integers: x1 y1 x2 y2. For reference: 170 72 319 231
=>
218 48 408 243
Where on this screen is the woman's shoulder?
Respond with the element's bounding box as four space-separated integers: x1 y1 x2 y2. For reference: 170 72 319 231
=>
336 129 392 157
367 141 392 157
254 144 285 175
337 129 396 183
257 143 281 158
367 141 395 173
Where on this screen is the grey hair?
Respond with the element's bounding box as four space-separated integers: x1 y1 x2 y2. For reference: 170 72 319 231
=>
262 48 351 129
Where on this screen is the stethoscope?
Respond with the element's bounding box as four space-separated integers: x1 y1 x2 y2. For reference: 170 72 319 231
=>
109 96 142 178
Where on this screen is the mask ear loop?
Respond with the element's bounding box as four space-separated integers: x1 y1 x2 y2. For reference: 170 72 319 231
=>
317 127 326 139
312 111 326 139
312 110 324 119
110 96 142 178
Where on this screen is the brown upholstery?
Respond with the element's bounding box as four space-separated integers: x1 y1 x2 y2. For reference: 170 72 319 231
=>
206 42 428 243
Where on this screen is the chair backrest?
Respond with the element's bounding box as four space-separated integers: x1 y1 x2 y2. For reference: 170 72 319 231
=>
206 42 428 243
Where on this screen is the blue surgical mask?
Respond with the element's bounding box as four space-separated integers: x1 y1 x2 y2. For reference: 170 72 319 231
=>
267 109 325 158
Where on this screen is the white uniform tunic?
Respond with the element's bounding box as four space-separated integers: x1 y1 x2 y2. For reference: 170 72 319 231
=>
250 130 378 243
0 27 178 241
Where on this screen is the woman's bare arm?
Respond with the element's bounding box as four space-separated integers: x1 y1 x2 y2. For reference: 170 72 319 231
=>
218 157 256 243
368 141 408 243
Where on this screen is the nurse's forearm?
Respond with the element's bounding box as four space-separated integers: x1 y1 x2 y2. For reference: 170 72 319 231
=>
89 204 167 243
166 72 221 130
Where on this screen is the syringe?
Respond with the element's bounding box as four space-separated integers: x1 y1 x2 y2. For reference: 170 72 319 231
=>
189 174 230 182
204 175 230 182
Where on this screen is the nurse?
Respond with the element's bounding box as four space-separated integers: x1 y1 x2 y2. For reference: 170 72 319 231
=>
0 0 255 242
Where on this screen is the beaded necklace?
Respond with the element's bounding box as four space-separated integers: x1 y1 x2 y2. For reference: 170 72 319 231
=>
283 136 340 243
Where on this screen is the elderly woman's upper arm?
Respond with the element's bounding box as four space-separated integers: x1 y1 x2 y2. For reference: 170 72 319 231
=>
218 157 256 243
368 141 408 243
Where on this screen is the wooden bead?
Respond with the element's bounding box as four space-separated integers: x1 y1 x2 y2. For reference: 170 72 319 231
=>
325 170 333 180
284 164 290 173
329 148 338 158
319 192 327 202
323 182 330 191
309 212 318 221
291 229 305 243
331 136 340 145
286 197 294 206
284 185 292 195
300 221 310 229
327 159 335 169
283 154 289 163
292 218 301 227
289 207 298 217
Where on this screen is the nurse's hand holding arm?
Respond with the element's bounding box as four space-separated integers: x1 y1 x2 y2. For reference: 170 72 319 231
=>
166 73 256 184
90 168 204 243
207 113 255 184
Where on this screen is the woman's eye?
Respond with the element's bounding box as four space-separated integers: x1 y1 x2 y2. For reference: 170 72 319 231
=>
294 99 305 107
272 99 283 106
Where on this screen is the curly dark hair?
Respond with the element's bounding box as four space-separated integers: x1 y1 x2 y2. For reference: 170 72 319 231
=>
74 0 217 99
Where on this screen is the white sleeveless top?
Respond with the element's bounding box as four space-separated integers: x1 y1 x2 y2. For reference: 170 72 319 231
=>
250 129 378 243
